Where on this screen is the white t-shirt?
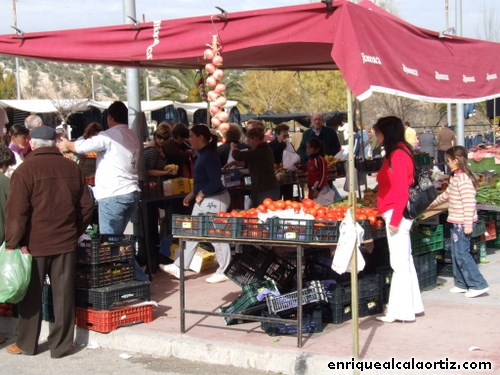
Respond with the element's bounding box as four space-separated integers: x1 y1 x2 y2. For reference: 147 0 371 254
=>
74 124 140 200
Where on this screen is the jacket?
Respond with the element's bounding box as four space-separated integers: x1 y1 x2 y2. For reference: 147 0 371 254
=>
5 147 94 256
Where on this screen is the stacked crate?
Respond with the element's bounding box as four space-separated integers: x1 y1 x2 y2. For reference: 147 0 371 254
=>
74 235 152 333
410 224 442 289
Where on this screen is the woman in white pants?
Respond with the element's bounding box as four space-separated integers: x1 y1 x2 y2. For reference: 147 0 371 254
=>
372 116 424 322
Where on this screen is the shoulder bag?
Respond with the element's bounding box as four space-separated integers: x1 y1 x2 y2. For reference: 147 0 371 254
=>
397 148 438 220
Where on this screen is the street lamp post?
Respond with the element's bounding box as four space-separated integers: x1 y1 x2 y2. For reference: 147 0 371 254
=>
12 0 21 99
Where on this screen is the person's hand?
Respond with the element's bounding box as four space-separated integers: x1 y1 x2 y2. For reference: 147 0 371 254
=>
183 191 194 207
195 190 204 204
223 161 234 169
389 225 399 234
57 138 70 153
464 225 473 235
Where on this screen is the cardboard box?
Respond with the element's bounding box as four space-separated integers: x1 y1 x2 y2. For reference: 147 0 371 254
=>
168 245 217 274
418 202 448 221
163 178 192 196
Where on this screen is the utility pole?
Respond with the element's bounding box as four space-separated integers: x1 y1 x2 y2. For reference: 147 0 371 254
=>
445 0 452 127
12 0 21 99
455 0 465 146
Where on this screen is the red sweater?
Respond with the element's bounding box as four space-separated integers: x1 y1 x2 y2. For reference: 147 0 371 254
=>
306 155 328 198
376 145 414 227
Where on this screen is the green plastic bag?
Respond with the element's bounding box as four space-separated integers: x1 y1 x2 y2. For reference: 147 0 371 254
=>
0 242 32 304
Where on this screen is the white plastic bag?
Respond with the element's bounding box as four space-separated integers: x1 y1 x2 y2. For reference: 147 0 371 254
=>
331 209 365 274
314 186 335 206
282 140 301 170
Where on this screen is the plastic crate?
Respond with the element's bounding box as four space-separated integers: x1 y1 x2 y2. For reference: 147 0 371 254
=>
413 252 437 290
224 246 296 292
75 280 151 310
77 234 135 264
240 217 272 240
272 218 313 242
206 215 241 238
436 261 454 277
443 219 487 239
172 214 206 237
261 307 323 336
377 266 393 305
411 224 444 256
359 295 383 317
75 304 153 333
311 220 340 243
75 259 134 288
219 280 278 325
265 280 327 314
323 274 380 304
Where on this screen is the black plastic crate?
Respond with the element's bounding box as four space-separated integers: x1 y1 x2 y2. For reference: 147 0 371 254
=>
311 220 340 243
75 259 134 288
323 274 380 304
377 266 393 305
219 280 278 325
77 234 135 264
75 280 151 310
172 214 206 237
224 246 296 292
206 215 242 238
240 217 272 240
261 307 323 336
271 218 313 242
359 295 383 317
265 280 327 314
413 252 437 290
436 261 454 277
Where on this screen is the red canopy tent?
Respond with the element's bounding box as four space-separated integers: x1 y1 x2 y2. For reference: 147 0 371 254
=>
0 0 499 104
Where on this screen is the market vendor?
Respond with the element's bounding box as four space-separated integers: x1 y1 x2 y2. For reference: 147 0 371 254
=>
229 126 280 208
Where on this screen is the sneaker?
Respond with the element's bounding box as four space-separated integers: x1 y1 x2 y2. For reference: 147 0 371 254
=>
449 286 468 294
159 264 180 279
465 287 489 298
480 258 490 264
206 273 229 283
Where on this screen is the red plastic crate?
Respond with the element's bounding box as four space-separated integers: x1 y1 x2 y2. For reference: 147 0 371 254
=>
75 305 153 333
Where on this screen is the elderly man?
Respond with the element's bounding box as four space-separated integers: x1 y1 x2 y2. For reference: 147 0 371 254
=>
19 114 44 157
5 126 93 358
297 112 341 163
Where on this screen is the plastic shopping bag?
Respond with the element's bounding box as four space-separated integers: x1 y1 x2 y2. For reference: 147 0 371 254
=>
0 242 32 304
314 186 335 206
282 140 301 171
331 209 365 274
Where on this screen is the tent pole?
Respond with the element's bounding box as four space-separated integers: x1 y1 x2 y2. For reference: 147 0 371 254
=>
347 88 360 363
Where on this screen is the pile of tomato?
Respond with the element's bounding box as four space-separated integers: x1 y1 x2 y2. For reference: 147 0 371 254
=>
214 198 384 228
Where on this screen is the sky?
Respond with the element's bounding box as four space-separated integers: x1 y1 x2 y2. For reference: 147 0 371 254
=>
0 0 499 41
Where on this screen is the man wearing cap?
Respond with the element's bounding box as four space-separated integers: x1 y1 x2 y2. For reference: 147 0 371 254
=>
57 101 141 235
4 125 94 358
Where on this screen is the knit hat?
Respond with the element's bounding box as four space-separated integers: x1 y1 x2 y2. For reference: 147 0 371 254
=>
30 126 56 141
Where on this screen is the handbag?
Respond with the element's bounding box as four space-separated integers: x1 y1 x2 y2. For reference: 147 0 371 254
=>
397 148 438 220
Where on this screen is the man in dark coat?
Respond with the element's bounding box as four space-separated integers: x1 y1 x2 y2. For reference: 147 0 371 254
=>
298 112 341 163
5 126 93 358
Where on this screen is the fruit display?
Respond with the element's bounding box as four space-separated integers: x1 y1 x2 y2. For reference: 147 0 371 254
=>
0 302 14 317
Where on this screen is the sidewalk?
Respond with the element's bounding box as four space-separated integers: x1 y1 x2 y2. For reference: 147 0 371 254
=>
1 245 498 375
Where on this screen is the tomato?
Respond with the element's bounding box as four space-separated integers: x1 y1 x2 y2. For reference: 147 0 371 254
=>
256 204 267 213
315 207 327 217
274 200 286 210
268 202 278 211
263 198 273 208
302 198 315 209
367 215 377 225
291 201 302 213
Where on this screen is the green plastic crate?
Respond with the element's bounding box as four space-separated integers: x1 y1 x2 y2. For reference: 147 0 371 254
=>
411 224 444 256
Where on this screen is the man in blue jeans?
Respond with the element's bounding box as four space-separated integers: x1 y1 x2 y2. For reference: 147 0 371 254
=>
58 102 146 279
